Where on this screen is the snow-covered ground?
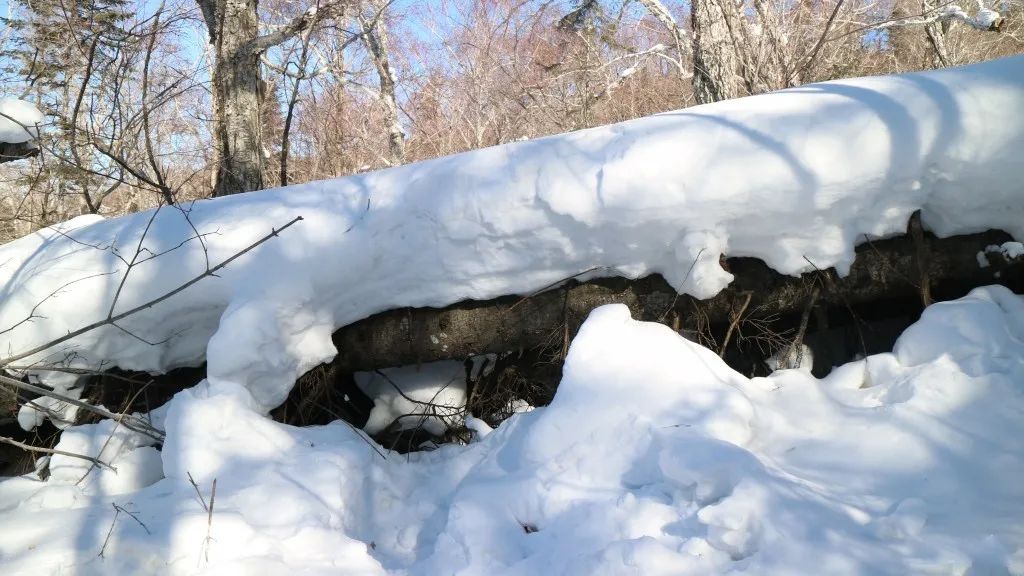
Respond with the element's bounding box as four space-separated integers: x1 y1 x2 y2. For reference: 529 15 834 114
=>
2 290 1024 574
0 56 1023 574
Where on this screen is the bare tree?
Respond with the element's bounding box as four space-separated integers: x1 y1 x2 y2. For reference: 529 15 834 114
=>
195 0 352 196
359 0 406 166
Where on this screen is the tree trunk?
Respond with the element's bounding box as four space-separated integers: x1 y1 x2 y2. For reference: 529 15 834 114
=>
325 228 1022 374
198 0 347 195
208 0 266 197
691 0 740 104
923 0 953 68
280 33 312 186
360 2 405 166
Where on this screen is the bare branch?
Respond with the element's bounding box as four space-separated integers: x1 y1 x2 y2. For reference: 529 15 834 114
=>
0 434 116 471
241 1 352 57
0 216 303 370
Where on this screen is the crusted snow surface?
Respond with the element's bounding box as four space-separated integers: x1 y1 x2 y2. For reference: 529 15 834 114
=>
1 290 1024 574
0 98 43 143
1 56 1024 413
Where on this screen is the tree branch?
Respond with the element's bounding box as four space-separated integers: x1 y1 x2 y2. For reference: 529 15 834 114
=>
0 434 116 471
0 216 303 370
240 0 352 58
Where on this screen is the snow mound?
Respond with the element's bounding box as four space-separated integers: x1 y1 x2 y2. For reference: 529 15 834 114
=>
0 98 43 143
1 57 1023 413
2 290 1024 574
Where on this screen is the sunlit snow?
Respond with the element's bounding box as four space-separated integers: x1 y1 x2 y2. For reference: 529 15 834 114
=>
0 57 1023 574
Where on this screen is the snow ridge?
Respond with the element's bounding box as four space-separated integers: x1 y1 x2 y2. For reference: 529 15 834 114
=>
1 56 1023 411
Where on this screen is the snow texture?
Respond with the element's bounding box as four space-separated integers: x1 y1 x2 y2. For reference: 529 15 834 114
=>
0 57 1021 414
978 241 1024 269
0 98 43 143
355 360 469 435
1 56 1024 574
1 291 1024 574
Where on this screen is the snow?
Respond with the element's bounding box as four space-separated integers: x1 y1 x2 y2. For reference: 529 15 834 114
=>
355 360 469 435
0 56 1024 573
0 98 43 143
977 241 1024 269
763 343 814 373
975 7 1001 29
1 56 1023 415
2 291 1024 574
353 355 497 436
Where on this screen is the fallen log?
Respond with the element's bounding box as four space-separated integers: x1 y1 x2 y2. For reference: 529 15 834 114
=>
0 141 38 163
329 225 1023 374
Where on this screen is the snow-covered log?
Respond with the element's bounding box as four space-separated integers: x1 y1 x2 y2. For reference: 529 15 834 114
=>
327 227 1022 374
0 98 43 163
1 56 1024 412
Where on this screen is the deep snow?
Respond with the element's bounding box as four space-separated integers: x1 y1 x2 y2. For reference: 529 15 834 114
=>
0 56 1023 574
1 56 1023 416
1 291 1023 574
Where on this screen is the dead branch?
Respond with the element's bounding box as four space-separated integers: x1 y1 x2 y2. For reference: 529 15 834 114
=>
0 435 116 471
719 291 752 358
0 216 303 370
0 374 163 441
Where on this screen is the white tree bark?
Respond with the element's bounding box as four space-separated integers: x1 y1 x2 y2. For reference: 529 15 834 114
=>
359 0 406 166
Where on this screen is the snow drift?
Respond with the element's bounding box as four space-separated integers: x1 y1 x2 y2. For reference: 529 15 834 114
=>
1 289 1023 574
1 56 1023 413
2 55 1024 575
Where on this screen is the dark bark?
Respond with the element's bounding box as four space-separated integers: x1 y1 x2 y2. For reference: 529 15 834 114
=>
328 228 1022 374
279 33 311 186
691 0 739 104
0 142 39 163
208 0 265 197
198 0 350 196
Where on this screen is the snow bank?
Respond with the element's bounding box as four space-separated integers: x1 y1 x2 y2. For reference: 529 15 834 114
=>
1 56 1024 414
2 289 1023 574
0 56 1019 409
3 53 1024 576
0 98 43 143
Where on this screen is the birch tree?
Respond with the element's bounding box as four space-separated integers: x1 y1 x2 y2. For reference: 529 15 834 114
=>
359 0 406 166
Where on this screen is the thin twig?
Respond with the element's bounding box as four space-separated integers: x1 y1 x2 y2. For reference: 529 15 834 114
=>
187 471 209 512
0 435 116 471
199 477 217 565
783 286 820 370
719 291 752 358
0 216 303 369
793 0 846 82
803 255 868 360
508 266 612 312
113 503 151 534
0 374 162 440
76 378 157 485
659 248 706 323
99 506 121 558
